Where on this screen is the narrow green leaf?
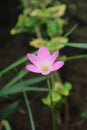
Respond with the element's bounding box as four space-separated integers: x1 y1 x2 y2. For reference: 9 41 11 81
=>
64 24 78 37
3 73 46 91
0 56 27 77
2 120 12 130
0 51 37 77
80 110 87 119
64 54 87 61
4 69 28 88
13 76 46 86
66 43 87 49
23 92 35 130
0 101 19 120
0 85 48 97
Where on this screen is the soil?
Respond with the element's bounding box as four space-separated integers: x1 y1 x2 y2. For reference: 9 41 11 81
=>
0 0 87 130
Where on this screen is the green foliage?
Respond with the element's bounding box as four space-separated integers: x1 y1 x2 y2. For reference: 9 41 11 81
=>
30 0 52 7
66 43 87 49
80 110 87 119
42 82 72 107
10 9 35 35
0 76 48 97
0 101 19 120
1 120 12 130
0 56 27 77
0 85 48 97
3 69 28 88
11 1 67 38
1 0 87 128
42 90 62 107
30 36 69 52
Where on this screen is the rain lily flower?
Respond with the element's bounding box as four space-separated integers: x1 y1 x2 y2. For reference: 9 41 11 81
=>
25 47 64 75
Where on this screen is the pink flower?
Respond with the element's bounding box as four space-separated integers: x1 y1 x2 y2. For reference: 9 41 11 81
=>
25 47 64 75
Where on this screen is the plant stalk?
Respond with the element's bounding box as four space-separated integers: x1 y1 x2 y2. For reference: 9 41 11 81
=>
47 79 56 130
23 91 35 130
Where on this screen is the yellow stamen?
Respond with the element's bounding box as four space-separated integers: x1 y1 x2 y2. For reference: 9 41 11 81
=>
41 65 49 72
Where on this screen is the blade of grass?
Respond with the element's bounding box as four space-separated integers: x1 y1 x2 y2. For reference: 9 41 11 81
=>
19 76 46 86
0 101 19 120
66 43 87 49
3 69 28 88
64 54 87 61
23 91 35 130
3 69 48 90
0 85 48 97
0 51 37 77
64 24 78 37
0 56 27 77
1 120 12 130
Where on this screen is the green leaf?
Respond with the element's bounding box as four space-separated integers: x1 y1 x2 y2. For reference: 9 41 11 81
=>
2 120 12 130
61 82 72 96
10 27 29 35
0 85 48 97
0 101 19 120
57 18 67 35
47 20 59 36
12 76 46 86
66 43 87 49
64 24 78 37
0 51 37 77
23 92 35 130
80 110 87 119
0 75 48 99
64 82 72 90
3 74 46 90
65 54 87 61
3 69 28 88
42 91 61 106
0 56 27 77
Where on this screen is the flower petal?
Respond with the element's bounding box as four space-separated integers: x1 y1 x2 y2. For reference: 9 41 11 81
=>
50 50 59 65
41 71 51 75
27 53 39 66
25 64 40 73
38 46 51 60
51 61 64 71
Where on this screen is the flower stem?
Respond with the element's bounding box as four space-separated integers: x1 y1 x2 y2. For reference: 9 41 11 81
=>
35 25 42 39
51 72 62 125
23 91 35 130
47 79 56 130
65 54 87 61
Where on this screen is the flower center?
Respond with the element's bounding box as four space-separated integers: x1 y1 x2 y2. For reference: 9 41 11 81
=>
41 65 50 72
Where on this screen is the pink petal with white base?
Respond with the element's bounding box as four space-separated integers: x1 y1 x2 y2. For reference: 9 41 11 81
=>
41 71 51 75
25 47 64 75
51 61 64 71
27 54 39 66
25 64 40 73
38 47 51 60
50 50 59 65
